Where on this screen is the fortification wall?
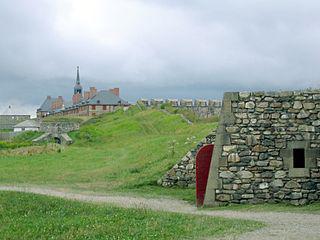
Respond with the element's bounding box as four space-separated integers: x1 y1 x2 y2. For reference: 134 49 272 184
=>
139 98 222 118
205 90 320 206
158 130 216 188
40 122 80 133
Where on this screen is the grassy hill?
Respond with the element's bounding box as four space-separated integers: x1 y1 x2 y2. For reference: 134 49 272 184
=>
0 107 217 201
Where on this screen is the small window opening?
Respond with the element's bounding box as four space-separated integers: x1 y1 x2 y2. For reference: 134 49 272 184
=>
293 148 305 168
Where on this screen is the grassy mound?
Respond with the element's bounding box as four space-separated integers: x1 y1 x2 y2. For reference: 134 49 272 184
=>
0 131 43 150
0 192 263 240
0 107 217 200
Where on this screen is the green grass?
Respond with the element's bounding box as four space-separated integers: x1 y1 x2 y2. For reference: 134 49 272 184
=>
0 107 217 200
205 202 320 214
0 131 43 150
42 115 90 123
0 191 263 240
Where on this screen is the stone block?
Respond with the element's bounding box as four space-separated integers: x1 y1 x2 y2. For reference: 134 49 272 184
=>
228 153 240 163
245 101 255 109
242 194 254 199
291 192 302 199
259 182 269 189
285 180 301 189
216 194 231 202
252 145 268 152
303 102 315 110
275 170 286 178
219 171 235 179
274 191 285 199
293 101 302 109
271 179 284 187
269 160 282 168
297 110 310 119
237 170 253 179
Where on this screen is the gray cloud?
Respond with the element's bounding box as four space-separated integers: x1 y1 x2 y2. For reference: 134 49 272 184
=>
1 0 320 114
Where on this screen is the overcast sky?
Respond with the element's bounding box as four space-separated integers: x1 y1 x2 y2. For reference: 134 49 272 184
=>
1 0 320 116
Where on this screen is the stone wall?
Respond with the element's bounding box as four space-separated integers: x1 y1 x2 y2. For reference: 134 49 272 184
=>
158 130 216 188
0 132 21 141
204 90 320 206
139 99 222 118
40 122 80 133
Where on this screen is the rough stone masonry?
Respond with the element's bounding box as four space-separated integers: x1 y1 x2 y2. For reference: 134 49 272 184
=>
204 89 320 206
158 130 216 188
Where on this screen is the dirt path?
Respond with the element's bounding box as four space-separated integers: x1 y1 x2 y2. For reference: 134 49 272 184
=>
1 185 319 240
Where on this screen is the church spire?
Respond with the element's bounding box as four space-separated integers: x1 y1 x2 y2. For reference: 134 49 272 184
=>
74 66 83 95
76 66 80 85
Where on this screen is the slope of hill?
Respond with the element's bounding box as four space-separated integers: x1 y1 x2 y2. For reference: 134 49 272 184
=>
0 107 217 201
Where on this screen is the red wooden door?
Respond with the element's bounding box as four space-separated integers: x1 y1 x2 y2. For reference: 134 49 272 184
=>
196 144 214 207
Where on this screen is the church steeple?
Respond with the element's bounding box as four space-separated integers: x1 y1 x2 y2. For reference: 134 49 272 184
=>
74 66 83 95
76 66 80 84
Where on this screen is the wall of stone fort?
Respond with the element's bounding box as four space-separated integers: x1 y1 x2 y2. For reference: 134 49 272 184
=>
205 90 320 205
158 130 216 188
40 122 80 133
138 98 222 118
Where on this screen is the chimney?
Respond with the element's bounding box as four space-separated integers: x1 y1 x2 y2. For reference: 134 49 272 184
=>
89 87 97 98
110 88 120 97
84 91 90 100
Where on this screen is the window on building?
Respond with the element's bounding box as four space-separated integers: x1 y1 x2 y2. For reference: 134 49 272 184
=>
91 105 96 110
293 148 305 168
103 105 107 110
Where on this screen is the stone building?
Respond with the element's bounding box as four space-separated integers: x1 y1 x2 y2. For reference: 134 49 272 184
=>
204 90 320 206
37 67 129 118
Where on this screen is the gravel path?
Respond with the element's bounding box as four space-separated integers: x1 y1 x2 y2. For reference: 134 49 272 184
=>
1 185 319 240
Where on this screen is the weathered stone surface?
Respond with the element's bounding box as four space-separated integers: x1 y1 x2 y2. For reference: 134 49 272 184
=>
159 131 216 188
202 90 320 206
312 120 320 126
237 171 253 179
271 179 284 187
226 126 240 133
298 125 315 132
242 194 254 199
285 180 301 189
186 164 193 170
257 102 268 108
303 102 315 110
259 182 269 189
223 145 237 153
245 101 255 109
228 153 240 163
216 194 231 202
291 192 302 199
274 191 285 199
293 101 302 109
269 160 282 168
220 171 235 179
297 110 310 119
239 92 250 99
252 145 268 152
246 135 258 146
